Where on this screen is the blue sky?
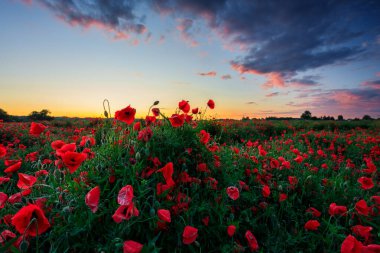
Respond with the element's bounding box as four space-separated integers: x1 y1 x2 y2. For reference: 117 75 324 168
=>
0 0 379 119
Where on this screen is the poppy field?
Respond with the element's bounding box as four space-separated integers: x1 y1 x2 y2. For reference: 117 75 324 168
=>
0 100 379 253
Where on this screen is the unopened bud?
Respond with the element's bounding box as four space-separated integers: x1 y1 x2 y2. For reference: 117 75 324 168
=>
153 101 159 105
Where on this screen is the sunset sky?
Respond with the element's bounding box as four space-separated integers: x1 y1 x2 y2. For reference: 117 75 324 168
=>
1 0 379 119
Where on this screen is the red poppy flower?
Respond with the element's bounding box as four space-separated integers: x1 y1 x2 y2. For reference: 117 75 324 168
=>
199 130 211 145
152 108 160 117
227 225 236 237
182 226 198 245
207 99 215 109
51 140 65 150
179 100 190 113
262 185 270 198
115 105 136 125
112 203 139 223
0 229 16 246
371 196 380 205
157 162 175 187
279 193 287 202
169 114 185 128
29 122 47 136
145 116 156 126
288 176 298 186
341 235 363 253
137 127 153 142
362 244 380 253
123 240 143 253
351 225 372 242
4 161 22 174
0 177 10 185
329 203 347 216
294 155 304 163
0 145 6 158
17 173 37 190
11 204 50 237
118 185 134 206
355 200 369 216
306 207 321 217
56 143 76 157
80 136 95 147
357 177 374 190
157 209 171 223
245 230 259 251
0 192 8 209
226 186 240 200
85 186 100 213
192 108 199 114
8 192 22 204
133 121 141 131
62 151 87 173
304 220 320 231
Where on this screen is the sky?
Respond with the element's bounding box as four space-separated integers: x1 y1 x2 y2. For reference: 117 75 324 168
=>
0 0 379 119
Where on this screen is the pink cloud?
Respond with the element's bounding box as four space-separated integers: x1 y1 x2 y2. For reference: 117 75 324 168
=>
176 19 198 47
231 63 285 88
198 71 217 77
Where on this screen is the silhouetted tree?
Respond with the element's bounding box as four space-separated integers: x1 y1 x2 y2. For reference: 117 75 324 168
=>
337 115 344 121
362 115 373 120
28 109 54 121
301 110 312 120
0 108 12 122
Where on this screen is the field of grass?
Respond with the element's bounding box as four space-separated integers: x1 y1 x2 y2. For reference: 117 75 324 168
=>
0 101 379 253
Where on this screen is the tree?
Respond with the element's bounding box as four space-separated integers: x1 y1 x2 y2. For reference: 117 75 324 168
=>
362 115 373 120
0 108 11 122
28 109 54 121
337 115 344 121
300 110 312 120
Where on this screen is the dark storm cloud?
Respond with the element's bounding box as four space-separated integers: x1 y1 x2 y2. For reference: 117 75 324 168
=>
31 0 380 83
36 0 146 38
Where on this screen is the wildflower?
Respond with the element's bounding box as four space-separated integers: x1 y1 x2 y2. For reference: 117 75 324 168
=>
62 151 87 173
123 240 143 253
11 204 50 237
85 186 100 213
29 122 46 136
226 186 240 200
227 225 236 237
17 173 37 190
115 105 136 125
304 220 320 231
182 226 198 245
169 114 185 128
157 209 171 223
207 99 215 109
245 230 259 251
357 177 374 190
340 235 363 253
179 100 190 113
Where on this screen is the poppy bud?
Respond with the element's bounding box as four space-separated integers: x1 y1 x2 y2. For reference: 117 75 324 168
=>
153 101 159 105
104 111 109 118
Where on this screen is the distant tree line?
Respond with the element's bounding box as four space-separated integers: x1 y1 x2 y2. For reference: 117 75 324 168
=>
241 111 377 121
300 110 375 121
0 108 54 122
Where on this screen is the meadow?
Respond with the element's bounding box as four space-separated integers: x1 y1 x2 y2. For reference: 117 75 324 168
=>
0 100 379 253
